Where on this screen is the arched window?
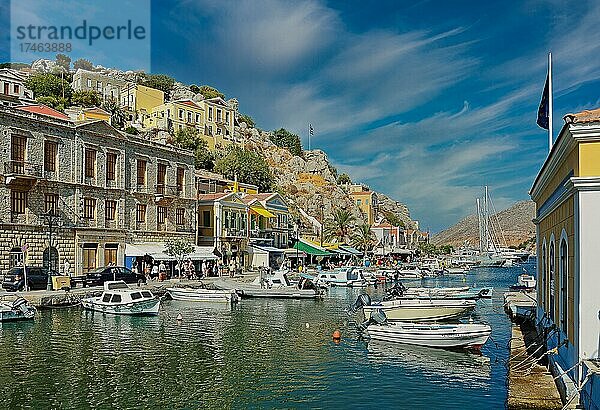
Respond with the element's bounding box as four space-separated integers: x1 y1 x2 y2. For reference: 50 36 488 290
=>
9 247 23 268
549 239 555 322
541 241 547 311
43 247 59 272
560 237 568 335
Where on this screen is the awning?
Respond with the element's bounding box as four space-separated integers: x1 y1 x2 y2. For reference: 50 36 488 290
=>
250 207 275 218
284 248 307 257
125 243 218 261
293 239 332 256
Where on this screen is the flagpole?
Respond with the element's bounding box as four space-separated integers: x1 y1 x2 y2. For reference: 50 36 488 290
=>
548 52 553 153
308 124 311 151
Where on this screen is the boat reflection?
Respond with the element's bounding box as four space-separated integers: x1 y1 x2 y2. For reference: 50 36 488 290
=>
366 339 491 385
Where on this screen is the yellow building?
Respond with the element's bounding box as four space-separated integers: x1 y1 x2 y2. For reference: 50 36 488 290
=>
348 185 378 225
120 83 164 118
65 106 111 123
145 98 204 133
200 97 238 149
530 107 600 388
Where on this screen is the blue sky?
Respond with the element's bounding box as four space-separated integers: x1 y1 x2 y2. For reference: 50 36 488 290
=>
3 1 600 232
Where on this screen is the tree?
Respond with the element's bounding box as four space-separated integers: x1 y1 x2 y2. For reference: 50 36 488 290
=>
140 74 175 97
73 58 94 71
25 73 72 101
324 209 355 243
164 238 195 278
417 242 439 256
270 128 303 157
101 98 126 129
173 127 215 170
383 211 405 228
55 54 71 71
239 114 255 128
189 84 200 94
199 85 224 100
214 146 273 192
71 90 101 107
35 96 69 112
124 126 139 135
352 224 376 256
337 173 351 185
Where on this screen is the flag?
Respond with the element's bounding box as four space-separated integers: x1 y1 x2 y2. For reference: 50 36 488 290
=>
309 124 314 136
537 74 550 130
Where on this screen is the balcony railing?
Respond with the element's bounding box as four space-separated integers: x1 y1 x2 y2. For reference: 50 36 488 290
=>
155 184 180 196
223 228 247 238
4 161 42 178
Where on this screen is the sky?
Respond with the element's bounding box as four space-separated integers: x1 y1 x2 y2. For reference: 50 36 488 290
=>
3 0 600 232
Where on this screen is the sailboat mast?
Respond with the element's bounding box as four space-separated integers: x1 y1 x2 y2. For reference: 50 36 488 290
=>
476 198 482 252
484 186 489 253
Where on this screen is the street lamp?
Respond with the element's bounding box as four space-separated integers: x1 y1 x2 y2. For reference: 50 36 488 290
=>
43 208 60 291
294 218 300 272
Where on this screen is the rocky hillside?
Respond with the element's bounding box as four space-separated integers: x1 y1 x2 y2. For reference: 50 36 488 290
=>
431 200 536 248
237 124 417 232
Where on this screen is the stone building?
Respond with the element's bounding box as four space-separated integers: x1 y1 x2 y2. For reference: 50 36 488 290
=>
71 69 126 102
0 106 196 276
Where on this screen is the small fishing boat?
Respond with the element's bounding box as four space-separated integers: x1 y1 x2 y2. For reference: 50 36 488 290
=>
0 297 36 322
81 281 160 316
509 273 536 292
361 310 491 349
214 269 322 299
385 284 492 300
316 266 368 287
350 294 476 321
166 286 240 303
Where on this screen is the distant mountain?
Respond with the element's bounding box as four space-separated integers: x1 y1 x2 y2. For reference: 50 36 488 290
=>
431 200 536 248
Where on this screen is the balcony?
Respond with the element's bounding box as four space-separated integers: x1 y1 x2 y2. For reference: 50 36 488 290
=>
4 161 42 189
223 228 247 238
154 184 180 203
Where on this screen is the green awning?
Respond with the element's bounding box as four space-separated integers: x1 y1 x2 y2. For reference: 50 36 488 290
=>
293 240 332 256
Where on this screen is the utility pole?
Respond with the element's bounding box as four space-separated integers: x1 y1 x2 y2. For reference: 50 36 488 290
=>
44 208 60 290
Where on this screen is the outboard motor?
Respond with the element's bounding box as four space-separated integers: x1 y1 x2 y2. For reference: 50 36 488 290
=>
347 294 372 314
358 308 388 331
384 282 406 300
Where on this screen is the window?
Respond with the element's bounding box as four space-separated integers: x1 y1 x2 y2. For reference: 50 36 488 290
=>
83 198 96 219
44 140 58 172
203 210 211 227
357 199 362 206
87 79 92 87
177 167 185 192
157 163 167 193
104 243 118 266
560 238 568 334
208 125 213 135
157 206 167 225
102 294 112 302
44 193 59 214
106 152 117 182
14 84 19 94
541 243 547 309
4 83 9 94
365 199 369 205
9 248 23 268
176 208 185 225
11 135 26 172
84 148 96 178
136 204 146 223
137 159 147 185
225 111 229 124
216 109 222 122
105 200 116 220
217 127 222 135
131 292 142 300
110 294 122 303
179 109 184 119
195 113 200 123
142 291 152 298
187 112 192 123
97 81 102 91
82 243 97 273
208 107 213 121
11 190 27 214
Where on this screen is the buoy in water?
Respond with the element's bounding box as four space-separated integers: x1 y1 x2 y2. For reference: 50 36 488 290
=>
176 313 183 321
332 329 341 341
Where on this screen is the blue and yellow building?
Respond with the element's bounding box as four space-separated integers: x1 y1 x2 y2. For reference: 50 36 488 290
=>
530 107 600 392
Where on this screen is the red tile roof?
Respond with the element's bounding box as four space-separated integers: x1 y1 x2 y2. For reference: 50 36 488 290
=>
564 107 600 124
16 104 69 120
178 100 202 109
197 193 230 201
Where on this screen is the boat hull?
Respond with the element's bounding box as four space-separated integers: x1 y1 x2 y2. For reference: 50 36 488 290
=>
366 323 491 349
167 288 239 303
82 298 161 316
214 279 321 299
363 300 475 321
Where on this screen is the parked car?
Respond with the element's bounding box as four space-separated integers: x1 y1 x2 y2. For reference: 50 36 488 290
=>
2 267 59 291
84 266 146 287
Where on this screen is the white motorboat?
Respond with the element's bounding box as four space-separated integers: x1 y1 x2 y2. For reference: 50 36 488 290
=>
0 297 36 322
365 321 491 349
166 287 240 303
316 266 368 287
351 294 475 321
509 273 536 291
444 266 470 274
214 269 322 299
82 281 160 316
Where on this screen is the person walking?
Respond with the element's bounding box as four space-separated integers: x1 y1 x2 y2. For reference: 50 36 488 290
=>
63 258 70 277
159 261 166 278
152 263 159 280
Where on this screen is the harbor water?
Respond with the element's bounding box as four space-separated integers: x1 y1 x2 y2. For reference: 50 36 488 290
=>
0 262 534 409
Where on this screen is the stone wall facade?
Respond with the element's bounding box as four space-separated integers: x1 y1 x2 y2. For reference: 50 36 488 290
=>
0 107 197 276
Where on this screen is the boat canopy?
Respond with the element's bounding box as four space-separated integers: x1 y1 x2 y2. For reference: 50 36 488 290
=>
293 239 332 256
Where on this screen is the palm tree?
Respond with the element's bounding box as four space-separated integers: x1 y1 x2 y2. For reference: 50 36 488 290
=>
101 98 126 129
324 209 355 243
352 223 376 256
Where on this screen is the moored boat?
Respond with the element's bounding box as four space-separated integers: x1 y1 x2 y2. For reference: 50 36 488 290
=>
81 281 160 316
509 273 536 292
316 266 368 287
351 294 476 321
166 287 240 303
0 297 36 322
